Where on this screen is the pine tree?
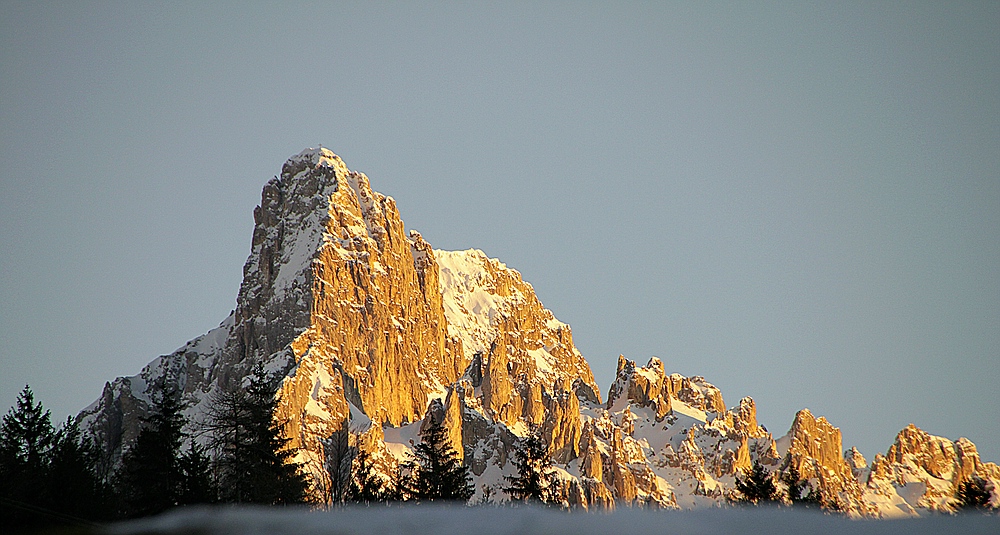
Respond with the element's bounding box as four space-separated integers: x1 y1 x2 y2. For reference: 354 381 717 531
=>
402 420 473 503
47 418 113 522
780 463 807 503
383 463 407 503
0 385 55 527
204 362 309 505
503 431 555 505
1 386 109 528
115 386 187 518
244 362 310 505
733 459 779 505
955 476 993 511
781 460 826 509
1 385 54 475
345 449 389 505
177 442 216 506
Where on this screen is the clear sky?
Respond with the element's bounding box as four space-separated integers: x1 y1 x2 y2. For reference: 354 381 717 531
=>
1 2 997 462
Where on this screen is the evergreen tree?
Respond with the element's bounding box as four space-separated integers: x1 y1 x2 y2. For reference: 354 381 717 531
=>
177 442 216 506
204 362 309 505
115 386 187 518
0 385 56 527
323 425 353 505
382 463 407 503
47 418 113 522
1 386 109 528
778 457 838 511
402 420 473 503
780 463 807 503
733 459 779 505
781 460 828 509
345 449 389 505
503 431 555 505
955 476 993 511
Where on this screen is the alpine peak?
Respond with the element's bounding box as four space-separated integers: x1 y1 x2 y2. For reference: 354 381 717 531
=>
76 147 999 517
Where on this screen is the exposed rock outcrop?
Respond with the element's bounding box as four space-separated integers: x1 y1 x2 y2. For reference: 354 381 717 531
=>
775 409 875 515
865 424 1000 514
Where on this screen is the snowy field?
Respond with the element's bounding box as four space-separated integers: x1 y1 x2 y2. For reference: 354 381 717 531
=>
106 505 998 535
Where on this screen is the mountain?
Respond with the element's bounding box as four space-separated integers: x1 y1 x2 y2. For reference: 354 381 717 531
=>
77 148 998 516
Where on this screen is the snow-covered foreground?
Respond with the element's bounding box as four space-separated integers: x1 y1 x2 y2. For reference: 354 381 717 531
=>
106 505 997 535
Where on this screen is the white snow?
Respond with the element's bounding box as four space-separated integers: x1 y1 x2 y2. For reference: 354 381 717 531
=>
382 421 423 460
436 249 510 358
435 248 574 388
107 504 1000 535
670 400 708 423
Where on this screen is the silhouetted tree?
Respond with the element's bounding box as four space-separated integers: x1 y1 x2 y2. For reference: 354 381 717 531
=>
955 476 994 511
504 431 556 505
204 362 309 505
1 386 109 528
401 420 473 503
323 425 354 505
780 463 807 503
733 459 779 505
0 385 55 527
115 386 187 517
48 418 113 522
345 449 390 505
177 442 216 506
382 463 407 503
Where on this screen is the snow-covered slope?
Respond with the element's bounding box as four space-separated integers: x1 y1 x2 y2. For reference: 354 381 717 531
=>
108 504 1000 535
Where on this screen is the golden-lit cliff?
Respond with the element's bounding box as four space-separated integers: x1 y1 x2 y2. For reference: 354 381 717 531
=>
78 148 998 515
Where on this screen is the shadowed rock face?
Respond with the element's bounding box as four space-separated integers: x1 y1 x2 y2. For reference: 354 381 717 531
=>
77 148 997 515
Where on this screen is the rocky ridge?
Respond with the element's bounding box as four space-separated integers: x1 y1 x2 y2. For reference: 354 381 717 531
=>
78 148 998 516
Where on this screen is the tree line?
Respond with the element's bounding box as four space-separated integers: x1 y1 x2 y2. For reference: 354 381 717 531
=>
1 367 563 531
320 416 559 508
731 457 997 513
1 363 309 530
6 364 996 532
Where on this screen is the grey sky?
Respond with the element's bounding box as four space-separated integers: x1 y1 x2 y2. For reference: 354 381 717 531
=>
2 2 997 461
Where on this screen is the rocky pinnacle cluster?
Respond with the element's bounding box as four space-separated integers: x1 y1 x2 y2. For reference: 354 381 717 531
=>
78 148 998 516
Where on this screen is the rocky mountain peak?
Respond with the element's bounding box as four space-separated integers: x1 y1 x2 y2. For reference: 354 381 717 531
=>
778 409 849 480
78 148 600 487
76 148 997 516
283 146 346 171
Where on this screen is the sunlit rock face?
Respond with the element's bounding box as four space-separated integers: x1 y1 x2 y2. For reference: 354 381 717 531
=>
76 148 597 487
81 149 463 461
862 424 1000 515
436 248 601 423
774 409 876 516
77 148 996 515
773 414 1000 517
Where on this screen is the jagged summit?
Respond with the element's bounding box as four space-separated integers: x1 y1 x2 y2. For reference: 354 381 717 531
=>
78 148 598 482
287 146 344 167
78 148 998 516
